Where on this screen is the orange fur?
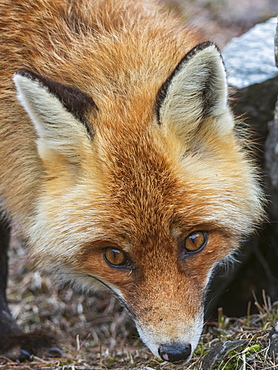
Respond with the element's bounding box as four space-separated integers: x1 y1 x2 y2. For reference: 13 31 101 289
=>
0 0 264 363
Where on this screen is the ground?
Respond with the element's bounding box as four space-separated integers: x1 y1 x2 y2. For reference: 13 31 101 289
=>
3 238 278 369
1 0 278 369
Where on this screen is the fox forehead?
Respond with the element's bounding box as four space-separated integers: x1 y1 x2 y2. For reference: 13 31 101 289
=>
81 118 238 247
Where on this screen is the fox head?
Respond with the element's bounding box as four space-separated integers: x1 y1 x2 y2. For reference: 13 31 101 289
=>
13 42 263 363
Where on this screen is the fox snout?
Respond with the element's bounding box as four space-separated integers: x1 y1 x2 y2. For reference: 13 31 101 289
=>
121 257 205 363
136 319 203 363
133 297 204 363
158 343 192 363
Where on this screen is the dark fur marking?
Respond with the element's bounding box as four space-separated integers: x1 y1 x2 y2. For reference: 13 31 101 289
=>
155 41 223 124
16 69 96 138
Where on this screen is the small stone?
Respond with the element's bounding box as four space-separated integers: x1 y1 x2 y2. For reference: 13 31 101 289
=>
202 340 247 369
269 320 278 360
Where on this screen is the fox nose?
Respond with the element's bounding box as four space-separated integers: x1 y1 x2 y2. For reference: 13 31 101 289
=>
158 342 192 363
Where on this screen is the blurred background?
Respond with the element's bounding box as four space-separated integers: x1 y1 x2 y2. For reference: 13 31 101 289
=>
163 0 278 48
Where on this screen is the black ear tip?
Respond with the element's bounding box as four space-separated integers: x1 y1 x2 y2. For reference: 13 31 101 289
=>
13 69 96 137
15 68 40 81
185 41 221 59
15 68 30 76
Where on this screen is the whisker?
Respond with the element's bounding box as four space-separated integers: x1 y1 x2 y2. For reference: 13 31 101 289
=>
86 274 136 319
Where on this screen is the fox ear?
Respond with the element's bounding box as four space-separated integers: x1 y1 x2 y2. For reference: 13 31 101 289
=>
13 69 96 166
156 42 232 140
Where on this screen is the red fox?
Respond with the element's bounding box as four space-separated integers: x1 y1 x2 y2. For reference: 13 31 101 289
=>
0 0 263 364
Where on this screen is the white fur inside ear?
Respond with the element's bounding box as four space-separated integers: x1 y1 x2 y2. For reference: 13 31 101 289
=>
159 44 232 138
13 73 91 161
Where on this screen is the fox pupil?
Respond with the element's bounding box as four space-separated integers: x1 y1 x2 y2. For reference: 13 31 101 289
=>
104 247 126 266
185 231 207 252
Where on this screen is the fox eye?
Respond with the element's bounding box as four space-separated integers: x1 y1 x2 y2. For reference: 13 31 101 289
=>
184 231 208 254
104 247 128 268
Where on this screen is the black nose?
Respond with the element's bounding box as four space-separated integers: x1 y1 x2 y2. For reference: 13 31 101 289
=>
158 342 192 363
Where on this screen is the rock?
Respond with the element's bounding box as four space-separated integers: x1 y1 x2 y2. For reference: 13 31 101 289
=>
269 321 278 360
223 17 278 142
265 110 278 212
275 17 278 66
224 17 278 142
222 17 278 88
264 17 278 253
202 340 247 369
206 17 278 318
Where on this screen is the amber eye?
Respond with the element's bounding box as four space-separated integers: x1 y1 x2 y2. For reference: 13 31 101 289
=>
184 231 208 254
104 247 128 267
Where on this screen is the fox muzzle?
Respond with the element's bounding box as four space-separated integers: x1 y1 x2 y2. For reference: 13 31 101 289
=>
158 342 192 363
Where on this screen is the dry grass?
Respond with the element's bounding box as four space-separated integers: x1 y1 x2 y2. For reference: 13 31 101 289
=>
1 237 278 370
